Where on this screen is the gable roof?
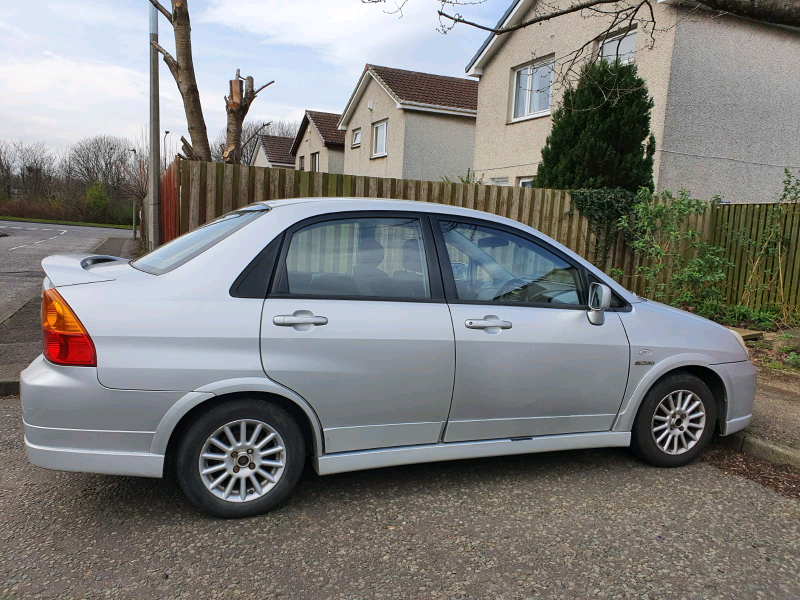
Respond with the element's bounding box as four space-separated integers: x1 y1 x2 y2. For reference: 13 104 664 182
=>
465 0 536 76
256 134 295 167
290 110 346 156
338 64 478 129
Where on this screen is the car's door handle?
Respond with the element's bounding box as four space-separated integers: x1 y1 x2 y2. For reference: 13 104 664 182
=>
273 315 328 326
465 316 512 330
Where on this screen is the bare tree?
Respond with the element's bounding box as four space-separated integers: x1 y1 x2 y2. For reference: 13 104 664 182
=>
148 0 212 162
121 131 150 204
68 135 131 200
212 119 301 164
0 140 15 200
222 70 274 164
148 1 276 164
14 141 57 200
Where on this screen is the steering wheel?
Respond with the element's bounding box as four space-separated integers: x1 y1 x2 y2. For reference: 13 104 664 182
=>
495 278 526 300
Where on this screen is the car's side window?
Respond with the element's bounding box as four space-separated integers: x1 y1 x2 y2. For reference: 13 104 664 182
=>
281 217 432 300
438 219 584 305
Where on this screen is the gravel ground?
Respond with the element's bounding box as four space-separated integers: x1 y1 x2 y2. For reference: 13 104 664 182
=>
1 400 799 599
750 370 800 452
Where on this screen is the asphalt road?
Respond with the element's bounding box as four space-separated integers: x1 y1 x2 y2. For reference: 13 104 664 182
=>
0 401 798 599
0 220 132 325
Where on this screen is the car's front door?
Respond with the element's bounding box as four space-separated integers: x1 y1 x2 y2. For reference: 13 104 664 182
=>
432 216 630 443
261 212 455 454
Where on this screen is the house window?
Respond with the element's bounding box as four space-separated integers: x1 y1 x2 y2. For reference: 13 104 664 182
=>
372 121 387 158
600 30 636 64
352 129 361 148
518 177 534 188
310 152 320 172
512 60 553 120
489 177 509 186
299 156 305 171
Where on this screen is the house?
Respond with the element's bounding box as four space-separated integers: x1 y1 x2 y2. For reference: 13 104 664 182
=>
337 64 478 181
466 0 800 202
250 135 295 169
291 110 346 174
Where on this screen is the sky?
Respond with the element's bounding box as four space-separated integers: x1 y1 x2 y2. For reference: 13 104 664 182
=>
0 0 507 153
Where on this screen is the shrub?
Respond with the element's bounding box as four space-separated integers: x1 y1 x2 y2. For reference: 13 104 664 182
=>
535 60 655 192
570 187 635 268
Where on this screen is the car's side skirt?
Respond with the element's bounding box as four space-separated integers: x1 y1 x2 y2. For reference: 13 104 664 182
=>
313 431 631 476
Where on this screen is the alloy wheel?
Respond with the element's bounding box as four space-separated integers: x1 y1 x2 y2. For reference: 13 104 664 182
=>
199 419 286 503
651 390 706 455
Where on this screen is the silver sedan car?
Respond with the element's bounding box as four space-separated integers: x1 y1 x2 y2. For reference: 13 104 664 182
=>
22 198 756 518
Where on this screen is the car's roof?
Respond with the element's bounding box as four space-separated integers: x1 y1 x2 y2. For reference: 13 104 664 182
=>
259 197 503 220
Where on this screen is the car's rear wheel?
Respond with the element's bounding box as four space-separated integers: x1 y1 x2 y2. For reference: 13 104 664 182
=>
176 399 304 518
631 373 717 468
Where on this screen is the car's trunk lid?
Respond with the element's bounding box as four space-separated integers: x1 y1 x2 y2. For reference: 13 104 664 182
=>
41 254 133 287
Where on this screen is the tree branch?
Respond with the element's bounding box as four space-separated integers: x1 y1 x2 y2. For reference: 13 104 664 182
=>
148 0 174 24
253 81 275 96
242 122 272 151
438 0 626 34
150 40 179 79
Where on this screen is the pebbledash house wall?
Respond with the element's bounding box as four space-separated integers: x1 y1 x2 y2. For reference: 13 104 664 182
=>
295 120 344 174
342 77 406 179
656 11 800 203
470 1 800 202
470 1 678 187
341 76 476 181
402 111 475 182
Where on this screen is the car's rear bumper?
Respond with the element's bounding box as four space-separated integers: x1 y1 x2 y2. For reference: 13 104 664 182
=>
24 436 164 478
21 355 170 478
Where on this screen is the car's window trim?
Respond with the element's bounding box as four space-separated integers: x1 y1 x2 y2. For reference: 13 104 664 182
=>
428 213 590 308
229 233 285 299
268 210 446 303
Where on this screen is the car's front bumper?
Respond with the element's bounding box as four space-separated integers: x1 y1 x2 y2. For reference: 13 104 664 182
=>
712 360 757 436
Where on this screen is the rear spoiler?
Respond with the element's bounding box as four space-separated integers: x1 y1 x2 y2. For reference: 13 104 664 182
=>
41 254 124 287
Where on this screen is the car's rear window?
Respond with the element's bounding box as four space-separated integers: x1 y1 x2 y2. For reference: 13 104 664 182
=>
132 206 270 275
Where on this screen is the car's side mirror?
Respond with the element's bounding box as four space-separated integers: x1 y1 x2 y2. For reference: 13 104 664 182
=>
587 282 612 326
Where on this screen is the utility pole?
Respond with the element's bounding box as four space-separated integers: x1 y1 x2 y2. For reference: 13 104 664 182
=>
148 4 161 251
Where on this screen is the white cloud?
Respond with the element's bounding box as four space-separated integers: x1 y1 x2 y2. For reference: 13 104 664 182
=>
200 0 442 67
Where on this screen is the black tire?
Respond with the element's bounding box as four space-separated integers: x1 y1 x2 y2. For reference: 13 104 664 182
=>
631 373 717 468
176 399 304 518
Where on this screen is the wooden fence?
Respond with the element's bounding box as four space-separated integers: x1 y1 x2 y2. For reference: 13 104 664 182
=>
161 158 798 310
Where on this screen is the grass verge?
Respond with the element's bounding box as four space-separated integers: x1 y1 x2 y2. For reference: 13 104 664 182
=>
0 215 133 230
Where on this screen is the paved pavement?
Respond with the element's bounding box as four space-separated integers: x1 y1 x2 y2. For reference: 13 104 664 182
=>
0 220 133 325
0 400 798 599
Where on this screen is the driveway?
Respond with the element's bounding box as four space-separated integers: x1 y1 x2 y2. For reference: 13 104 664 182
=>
1 401 797 599
0 220 133 324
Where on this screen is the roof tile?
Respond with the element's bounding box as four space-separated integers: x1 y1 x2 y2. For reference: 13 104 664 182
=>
258 135 295 166
368 64 478 112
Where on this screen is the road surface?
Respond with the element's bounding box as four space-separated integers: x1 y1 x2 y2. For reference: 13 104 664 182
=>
0 220 132 324
0 398 797 599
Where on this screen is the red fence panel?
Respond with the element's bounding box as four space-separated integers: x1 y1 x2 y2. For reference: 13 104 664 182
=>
160 158 180 244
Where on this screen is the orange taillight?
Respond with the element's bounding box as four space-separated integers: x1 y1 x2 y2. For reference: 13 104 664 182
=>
41 289 96 367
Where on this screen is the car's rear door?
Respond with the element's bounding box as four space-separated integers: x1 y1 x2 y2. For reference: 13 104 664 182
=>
260 212 455 453
431 215 630 443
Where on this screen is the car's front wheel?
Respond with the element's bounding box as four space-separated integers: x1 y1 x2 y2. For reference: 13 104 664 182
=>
631 373 717 467
176 399 305 518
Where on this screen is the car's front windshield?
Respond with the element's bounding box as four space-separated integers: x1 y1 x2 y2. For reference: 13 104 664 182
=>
132 205 270 275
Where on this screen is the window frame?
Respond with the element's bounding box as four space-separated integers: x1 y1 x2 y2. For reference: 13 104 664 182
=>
518 177 534 187
268 210 446 303
310 152 320 172
371 120 388 158
599 29 636 65
429 213 592 310
298 155 305 171
351 128 361 148
510 58 554 123
489 177 510 186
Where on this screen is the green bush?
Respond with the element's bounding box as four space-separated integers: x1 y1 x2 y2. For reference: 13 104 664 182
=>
570 187 635 268
535 60 655 192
